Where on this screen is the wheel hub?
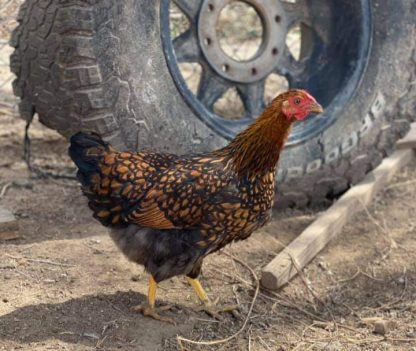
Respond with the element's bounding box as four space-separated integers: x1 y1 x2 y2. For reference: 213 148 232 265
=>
198 0 286 83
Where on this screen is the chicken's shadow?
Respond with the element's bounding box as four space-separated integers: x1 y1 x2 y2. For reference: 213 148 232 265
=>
0 290 190 349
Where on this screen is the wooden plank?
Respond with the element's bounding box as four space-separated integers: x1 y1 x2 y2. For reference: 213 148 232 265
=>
0 206 19 240
261 148 415 290
397 122 416 150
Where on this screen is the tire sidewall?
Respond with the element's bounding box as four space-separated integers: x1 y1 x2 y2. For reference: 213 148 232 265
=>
274 0 415 201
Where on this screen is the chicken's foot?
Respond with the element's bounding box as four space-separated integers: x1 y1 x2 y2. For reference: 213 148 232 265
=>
132 303 174 323
132 276 174 323
187 277 238 319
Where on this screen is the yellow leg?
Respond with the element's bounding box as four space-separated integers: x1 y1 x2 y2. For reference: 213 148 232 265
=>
187 277 209 302
187 277 238 318
132 276 173 323
148 275 157 307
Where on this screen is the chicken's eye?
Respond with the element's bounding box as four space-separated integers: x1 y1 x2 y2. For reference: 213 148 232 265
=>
294 98 301 105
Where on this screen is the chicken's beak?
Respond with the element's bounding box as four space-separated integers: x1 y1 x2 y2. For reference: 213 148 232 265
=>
309 102 324 114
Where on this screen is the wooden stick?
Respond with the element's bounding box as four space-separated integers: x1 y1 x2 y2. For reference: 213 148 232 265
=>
261 146 415 290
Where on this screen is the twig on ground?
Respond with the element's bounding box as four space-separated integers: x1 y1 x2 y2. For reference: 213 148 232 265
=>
95 335 108 349
210 266 251 286
359 199 398 249
386 179 416 190
248 325 252 351
0 182 12 199
339 302 362 319
106 299 128 315
360 270 384 282
288 253 324 306
193 317 221 324
335 268 384 285
336 269 360 283
387 337 416 343
257 335 273 351
265 290 328 323
26 258 76 267
343 336 385 345
5 254 76 267
15 269 36 281
232 284 241 308
177 252 259 348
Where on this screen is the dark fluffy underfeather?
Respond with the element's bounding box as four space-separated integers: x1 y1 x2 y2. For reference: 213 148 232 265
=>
110 225 206 282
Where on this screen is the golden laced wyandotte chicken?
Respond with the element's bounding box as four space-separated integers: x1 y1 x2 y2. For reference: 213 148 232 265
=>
69 89 323 322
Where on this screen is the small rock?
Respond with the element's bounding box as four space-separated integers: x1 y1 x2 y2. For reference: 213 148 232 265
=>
131 274 141 282
407 331 416 338
16 212 29 219
317 259 328 271
374 320 394 335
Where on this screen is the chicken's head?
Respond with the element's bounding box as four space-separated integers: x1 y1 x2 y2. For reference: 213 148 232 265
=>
281 90 323 121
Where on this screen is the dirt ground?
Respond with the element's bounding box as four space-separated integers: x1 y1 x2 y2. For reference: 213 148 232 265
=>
1 2 416 350
1 107 416 351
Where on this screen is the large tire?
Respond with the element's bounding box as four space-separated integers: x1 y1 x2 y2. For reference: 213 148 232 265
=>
10 0 416 207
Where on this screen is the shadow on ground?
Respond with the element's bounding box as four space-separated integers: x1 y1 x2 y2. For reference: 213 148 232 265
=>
0 290 191 350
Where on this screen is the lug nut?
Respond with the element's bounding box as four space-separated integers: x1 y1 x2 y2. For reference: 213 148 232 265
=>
222 64 229 72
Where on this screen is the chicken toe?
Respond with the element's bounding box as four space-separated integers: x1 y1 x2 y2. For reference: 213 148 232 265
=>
132 304 174 324
191 300 239 319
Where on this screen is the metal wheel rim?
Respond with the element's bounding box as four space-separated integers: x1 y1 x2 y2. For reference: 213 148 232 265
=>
161 0 372 146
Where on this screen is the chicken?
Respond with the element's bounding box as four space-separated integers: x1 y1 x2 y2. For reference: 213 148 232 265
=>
69 89 323 322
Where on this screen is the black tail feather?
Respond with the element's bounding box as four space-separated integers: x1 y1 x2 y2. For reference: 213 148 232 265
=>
69 132 109 186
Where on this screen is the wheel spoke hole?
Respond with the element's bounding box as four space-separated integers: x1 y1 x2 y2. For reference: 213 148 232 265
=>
213 88 245 120
264 73 289 105
286 23 302 61
178 63 202 95
169 3 190 39
216 1 264 62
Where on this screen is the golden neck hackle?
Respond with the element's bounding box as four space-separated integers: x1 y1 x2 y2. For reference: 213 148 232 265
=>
218 97 294 176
